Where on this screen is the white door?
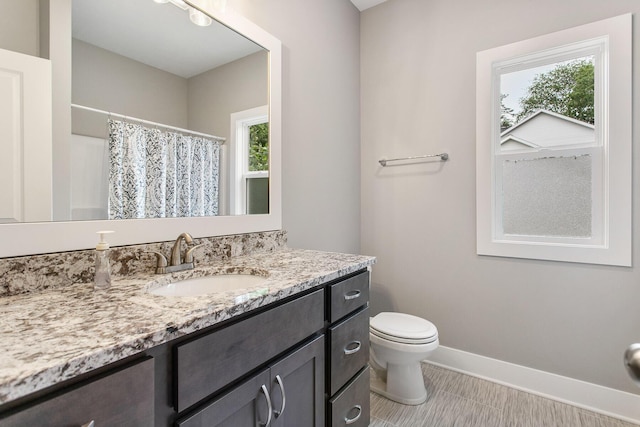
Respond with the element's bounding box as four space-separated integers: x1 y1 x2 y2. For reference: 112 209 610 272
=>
0 47 52 223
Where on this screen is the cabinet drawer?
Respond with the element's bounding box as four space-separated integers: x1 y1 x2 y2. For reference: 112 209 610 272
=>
175 289 324 412
329 366 370 427
329 271 369 323
328 306 369 396
0 357 154 427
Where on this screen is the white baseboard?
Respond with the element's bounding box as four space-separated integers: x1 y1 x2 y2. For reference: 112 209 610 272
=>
426 346 640 425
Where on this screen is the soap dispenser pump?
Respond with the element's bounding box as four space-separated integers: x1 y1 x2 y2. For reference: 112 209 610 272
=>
94 231 114 290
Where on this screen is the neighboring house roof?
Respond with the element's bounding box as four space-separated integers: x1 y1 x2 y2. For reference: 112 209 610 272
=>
500 109 595 152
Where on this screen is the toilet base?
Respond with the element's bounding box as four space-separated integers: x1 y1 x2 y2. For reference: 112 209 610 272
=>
370 362 427 405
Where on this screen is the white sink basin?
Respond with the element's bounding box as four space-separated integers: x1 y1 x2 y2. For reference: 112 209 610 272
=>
149 274 268 297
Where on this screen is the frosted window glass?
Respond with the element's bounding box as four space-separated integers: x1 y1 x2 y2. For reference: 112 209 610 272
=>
502 155 591 237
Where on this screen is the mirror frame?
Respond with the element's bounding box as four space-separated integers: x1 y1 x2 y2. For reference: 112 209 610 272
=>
0 1 282 257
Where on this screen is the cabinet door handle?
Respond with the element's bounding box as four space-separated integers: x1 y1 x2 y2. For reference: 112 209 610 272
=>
344 290 361 301
258 384 273 427
273 374 286 418
344 405 362 425
81 422 95 427
344 341 362 355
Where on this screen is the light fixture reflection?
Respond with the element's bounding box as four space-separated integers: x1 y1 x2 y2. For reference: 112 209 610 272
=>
167 0 189 9
153 0 215 27
189 8 212 26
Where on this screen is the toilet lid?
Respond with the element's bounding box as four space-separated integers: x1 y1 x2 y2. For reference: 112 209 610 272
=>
370 312 438 343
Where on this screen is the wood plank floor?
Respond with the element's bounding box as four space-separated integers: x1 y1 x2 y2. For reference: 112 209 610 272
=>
370 363 639 427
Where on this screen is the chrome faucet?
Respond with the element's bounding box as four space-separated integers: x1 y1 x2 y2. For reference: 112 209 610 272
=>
170 232 193 266
149 233 202 274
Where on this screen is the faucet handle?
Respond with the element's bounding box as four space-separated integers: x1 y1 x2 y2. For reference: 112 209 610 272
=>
147 251 168 274
184 244 203 264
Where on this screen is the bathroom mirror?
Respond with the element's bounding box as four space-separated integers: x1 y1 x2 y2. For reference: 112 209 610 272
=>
0 0 282 257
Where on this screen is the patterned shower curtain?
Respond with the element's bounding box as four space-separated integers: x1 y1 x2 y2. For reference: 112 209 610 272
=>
107 119 219 219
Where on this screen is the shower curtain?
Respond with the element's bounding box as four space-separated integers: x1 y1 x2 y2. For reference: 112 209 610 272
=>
108 119 219 219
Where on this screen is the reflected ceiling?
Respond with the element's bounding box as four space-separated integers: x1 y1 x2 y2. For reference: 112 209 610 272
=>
72 0 262 78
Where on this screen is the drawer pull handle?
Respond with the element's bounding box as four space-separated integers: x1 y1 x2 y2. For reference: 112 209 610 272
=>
344 405 362 425
273 374 286 418
81 422 95 427
344 290 361 301
344 341 362 355
258 384 273 427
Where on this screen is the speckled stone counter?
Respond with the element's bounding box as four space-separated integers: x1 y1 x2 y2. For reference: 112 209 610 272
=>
0 248 375 404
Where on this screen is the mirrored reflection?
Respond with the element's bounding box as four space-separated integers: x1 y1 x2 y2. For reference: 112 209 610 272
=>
70 0 269 221
0 0 270 224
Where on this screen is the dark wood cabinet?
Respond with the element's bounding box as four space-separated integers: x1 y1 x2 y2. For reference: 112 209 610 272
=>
0 269 370 427
177 336 325 427
175 289 324 412
329 367 370 427
176 369 272 427
326 271 371 427
328 271 369 323
270 336 325 427
328 306 370 396
0 357 154 427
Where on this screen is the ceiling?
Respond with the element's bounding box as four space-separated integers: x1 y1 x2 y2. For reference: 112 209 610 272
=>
72 0 263 78
72 0 386 78
350 0 388 11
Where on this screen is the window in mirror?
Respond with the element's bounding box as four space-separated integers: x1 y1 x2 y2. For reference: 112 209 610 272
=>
0 0 282 257
247 121 269 214
230 106 269 215
476 14 631 266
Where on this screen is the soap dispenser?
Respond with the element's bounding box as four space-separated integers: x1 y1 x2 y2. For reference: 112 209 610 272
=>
94 231 114 290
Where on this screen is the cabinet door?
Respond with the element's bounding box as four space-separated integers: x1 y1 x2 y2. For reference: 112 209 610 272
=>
176 370 272 427
0 357 154 427
270 336 325 427
176 289 324 411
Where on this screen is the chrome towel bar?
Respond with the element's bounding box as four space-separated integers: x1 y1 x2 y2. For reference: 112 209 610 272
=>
378 153 449 167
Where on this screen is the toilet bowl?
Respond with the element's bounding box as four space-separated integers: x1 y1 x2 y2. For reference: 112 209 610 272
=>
369 312 439 405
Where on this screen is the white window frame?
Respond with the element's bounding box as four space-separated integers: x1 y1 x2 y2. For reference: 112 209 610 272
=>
229 105 268 215
476 14 632 266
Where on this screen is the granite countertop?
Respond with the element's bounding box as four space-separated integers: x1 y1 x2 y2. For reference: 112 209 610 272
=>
0 248 375 404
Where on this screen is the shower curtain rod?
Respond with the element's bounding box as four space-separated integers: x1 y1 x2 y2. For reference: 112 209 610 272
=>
71 103 226 143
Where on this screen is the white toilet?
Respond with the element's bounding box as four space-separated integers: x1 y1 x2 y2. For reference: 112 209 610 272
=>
369 312 439 405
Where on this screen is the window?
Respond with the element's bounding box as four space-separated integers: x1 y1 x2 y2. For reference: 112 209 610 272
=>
230 106 269 215
476 14 631 266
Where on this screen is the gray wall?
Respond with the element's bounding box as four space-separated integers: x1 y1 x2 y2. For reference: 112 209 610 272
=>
188 51 268 216
361 0 640 394
229 0 362 254
0 1 39 56
72 38 189 136
188 51 267 140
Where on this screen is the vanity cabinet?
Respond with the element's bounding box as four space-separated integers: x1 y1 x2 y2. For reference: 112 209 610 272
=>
0 269 371 427
0 357 154 427
175 289 325 412
326 271 370 427
177 336 325 427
